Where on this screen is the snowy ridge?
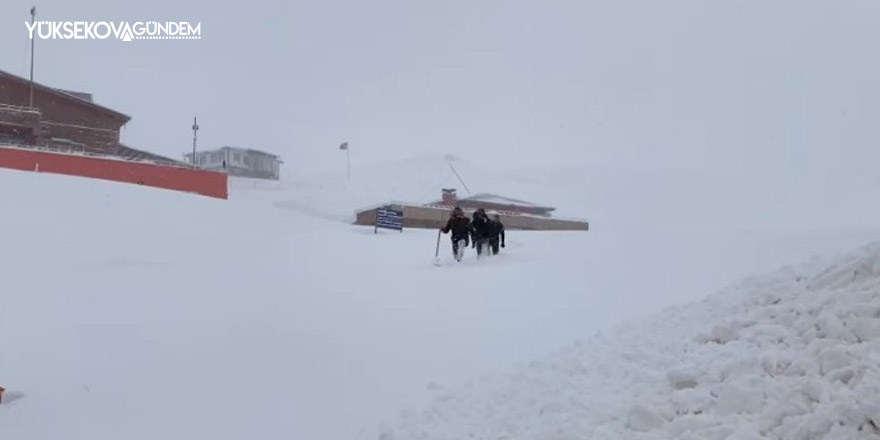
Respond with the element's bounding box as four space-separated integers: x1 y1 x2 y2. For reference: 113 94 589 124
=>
296 153 541 204
383 243 880 440
232 153 560 223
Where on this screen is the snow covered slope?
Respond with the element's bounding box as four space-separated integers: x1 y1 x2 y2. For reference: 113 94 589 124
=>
231 153 560 223
298 153 546 206
0 168 596 440
2 158 879 440
383 243 880 440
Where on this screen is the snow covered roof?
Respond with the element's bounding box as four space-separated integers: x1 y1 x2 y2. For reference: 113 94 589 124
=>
460 193 544 208
426 192 556 212
54 89 93 103
222 146 281 159
188 146 283 161
117 144 187 166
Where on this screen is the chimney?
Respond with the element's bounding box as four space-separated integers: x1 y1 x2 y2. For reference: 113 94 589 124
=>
441 188 457 206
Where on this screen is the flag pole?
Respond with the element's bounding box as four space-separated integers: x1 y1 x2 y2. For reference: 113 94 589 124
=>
340 141 350 184
29 6 36 108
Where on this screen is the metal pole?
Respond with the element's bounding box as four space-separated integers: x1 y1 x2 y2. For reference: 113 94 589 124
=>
29 6 36 108
346 148 350 184
191 116 199 166
448 162 472 195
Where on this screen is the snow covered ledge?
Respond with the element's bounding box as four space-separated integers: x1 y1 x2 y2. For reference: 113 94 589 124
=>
382 242 880 440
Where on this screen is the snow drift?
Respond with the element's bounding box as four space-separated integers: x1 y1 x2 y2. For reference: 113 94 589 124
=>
2 157 880 440
383 243 880 440
0 167 597 440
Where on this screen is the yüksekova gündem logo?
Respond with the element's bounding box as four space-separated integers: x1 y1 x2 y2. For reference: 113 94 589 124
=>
25 21 201 41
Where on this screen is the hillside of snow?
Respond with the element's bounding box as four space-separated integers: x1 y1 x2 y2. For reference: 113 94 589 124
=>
1 156 880 440
384 243 880 440
0 167 596 440
231 153 568 223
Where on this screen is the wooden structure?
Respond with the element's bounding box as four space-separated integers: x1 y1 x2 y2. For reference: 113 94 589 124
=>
0 68 182 165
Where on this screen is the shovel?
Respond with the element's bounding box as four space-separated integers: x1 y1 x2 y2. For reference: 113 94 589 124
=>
433 230 442 266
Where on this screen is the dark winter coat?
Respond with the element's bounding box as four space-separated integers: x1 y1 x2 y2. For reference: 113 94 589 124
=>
471 213 492 241
442 216 472 239
488 220 505 244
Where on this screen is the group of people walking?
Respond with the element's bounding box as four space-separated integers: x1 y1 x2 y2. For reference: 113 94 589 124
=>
440 207 506 262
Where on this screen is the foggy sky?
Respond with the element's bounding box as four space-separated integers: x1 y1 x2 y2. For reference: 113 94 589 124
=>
2 0 879 180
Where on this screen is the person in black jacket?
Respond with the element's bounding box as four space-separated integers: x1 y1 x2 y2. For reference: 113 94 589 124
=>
488 213 505 255
440 206 472 261
470 208 492 257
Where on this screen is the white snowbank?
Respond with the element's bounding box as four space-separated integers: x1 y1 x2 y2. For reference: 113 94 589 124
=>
0 168 601 440
2 160 880 440
383 243 880 440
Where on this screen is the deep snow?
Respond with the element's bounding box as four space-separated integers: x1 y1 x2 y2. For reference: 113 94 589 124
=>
0 166 599 440
1 155 880 439
383 243 880 440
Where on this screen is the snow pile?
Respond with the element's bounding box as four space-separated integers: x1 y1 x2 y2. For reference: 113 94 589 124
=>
383 243 880 440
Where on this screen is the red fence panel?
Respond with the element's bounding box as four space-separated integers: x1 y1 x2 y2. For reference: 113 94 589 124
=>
0 146 227 199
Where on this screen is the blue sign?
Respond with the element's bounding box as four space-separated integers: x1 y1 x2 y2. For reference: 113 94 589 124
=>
375 207 403 233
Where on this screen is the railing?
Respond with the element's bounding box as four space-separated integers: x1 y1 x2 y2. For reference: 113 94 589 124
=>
0 142 194 169
0 103 41 115
41 120 119 134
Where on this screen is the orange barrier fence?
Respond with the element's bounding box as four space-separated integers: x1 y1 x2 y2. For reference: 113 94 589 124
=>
0 146 228 199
